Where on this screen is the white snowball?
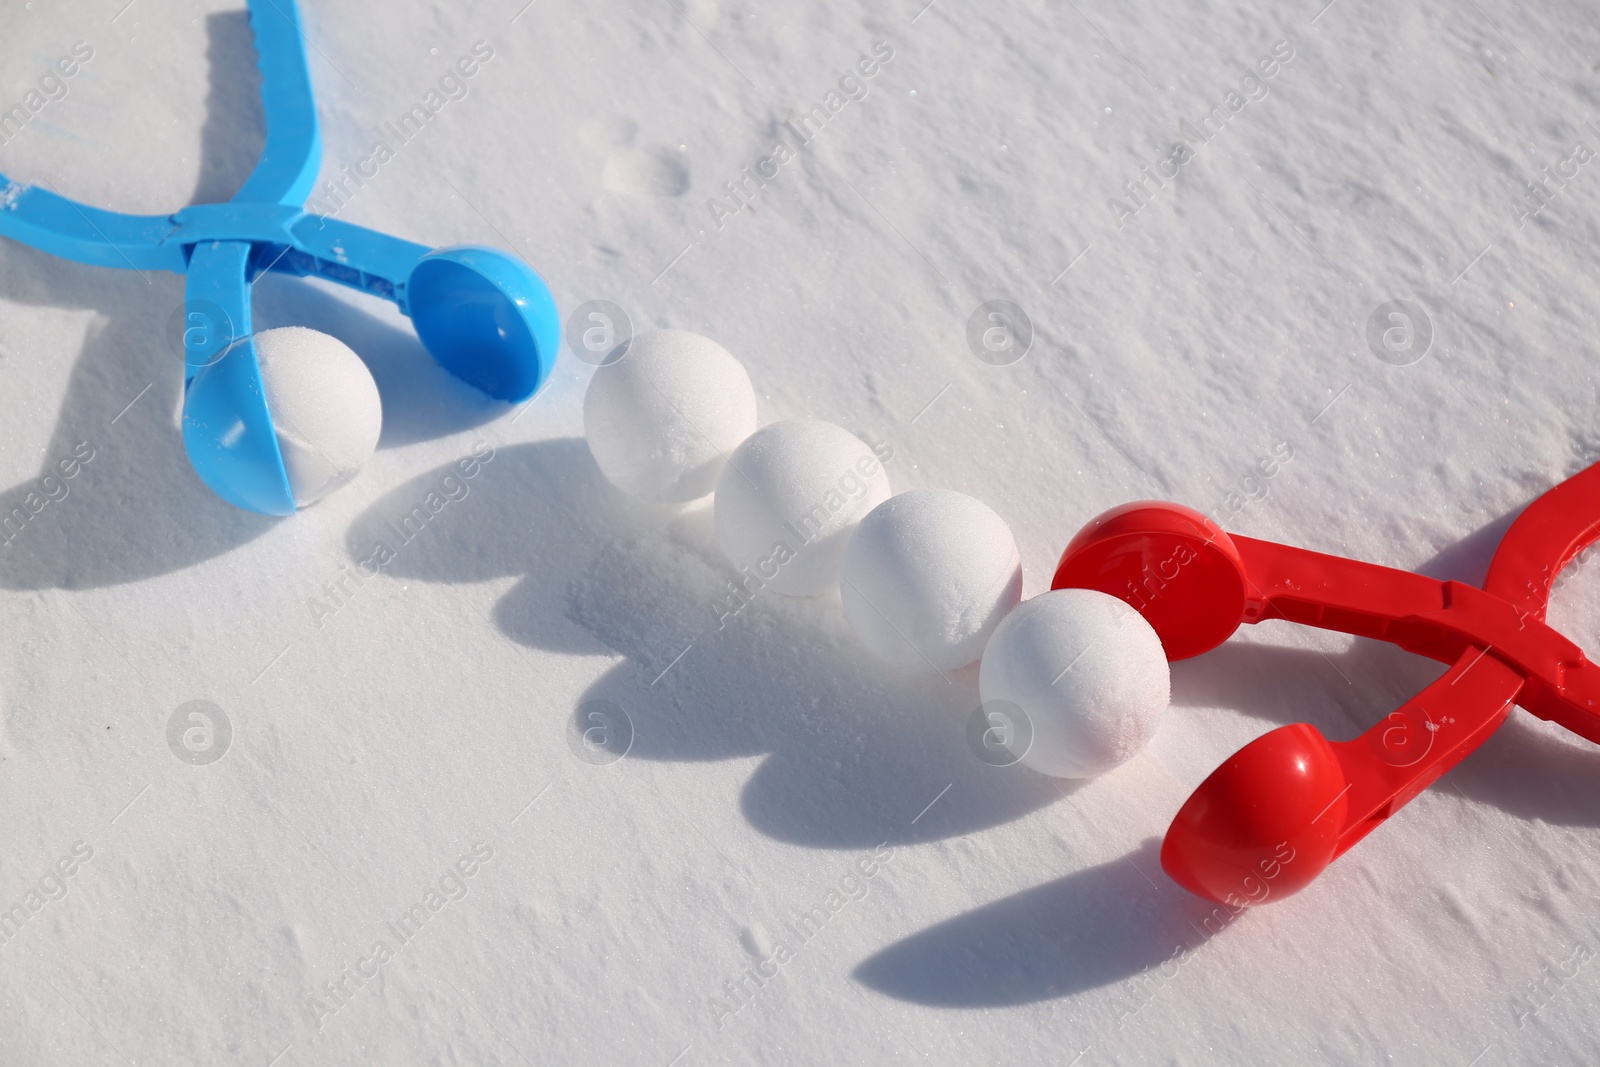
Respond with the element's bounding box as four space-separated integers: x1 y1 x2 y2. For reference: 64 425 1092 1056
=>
254 326 382 508
583 330 758 502
978 588 1169 778
840 489 1023 672
714 419 891 597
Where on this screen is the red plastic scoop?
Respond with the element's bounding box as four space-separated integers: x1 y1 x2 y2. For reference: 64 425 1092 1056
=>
1053 464 1600 906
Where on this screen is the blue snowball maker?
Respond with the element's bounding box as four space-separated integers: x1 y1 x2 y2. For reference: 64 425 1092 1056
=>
0 0 559 515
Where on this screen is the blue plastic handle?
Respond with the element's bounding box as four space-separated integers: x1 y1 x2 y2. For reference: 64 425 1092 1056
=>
235 0 323 207
0 0 560 514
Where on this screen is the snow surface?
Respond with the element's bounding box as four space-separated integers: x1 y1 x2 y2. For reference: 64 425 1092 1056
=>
2 0 1600 1064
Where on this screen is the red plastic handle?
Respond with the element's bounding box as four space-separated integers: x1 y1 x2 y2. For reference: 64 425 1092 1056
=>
1052 478 1600 907
1230 535 1600 743
1160 647 1522 906
1485 461 1600 622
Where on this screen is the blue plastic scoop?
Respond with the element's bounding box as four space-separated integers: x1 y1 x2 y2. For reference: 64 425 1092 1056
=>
0 0 559 515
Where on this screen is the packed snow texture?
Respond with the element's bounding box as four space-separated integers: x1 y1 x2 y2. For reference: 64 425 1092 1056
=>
583 329 757 503
979 588 1172 779
714 418 891 596
255 326 384 507
2 0 1600 1064
840 488 1023 672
